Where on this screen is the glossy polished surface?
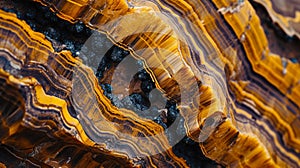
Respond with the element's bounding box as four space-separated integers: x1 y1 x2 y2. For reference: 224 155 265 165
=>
0 0 299 167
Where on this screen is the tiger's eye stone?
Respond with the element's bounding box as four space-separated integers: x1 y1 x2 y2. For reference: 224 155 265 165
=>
0 9 187 167
254 0 300 38
0 0 299 167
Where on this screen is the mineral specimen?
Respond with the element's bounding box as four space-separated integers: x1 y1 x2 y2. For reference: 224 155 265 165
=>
0 0 299 167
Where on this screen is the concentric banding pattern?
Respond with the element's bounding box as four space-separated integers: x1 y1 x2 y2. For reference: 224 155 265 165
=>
0 10 187 167
254 0 300 38
0 0 299 167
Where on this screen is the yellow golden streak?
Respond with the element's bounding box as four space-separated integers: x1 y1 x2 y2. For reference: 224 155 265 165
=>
29 0 299 166
230 80 300 165
0 10 94 145
254 0 300 38
1 0 300 167
0 9 187 167
213 0 300 106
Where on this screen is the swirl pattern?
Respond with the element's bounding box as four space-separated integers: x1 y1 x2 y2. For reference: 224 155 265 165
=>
0 0 299 167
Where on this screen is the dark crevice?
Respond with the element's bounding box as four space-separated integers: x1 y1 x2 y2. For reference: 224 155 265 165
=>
250 0 300 62
0 0 92 55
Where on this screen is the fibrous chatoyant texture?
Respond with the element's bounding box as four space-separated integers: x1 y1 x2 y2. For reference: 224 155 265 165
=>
254 0 300 38
0 0 299 167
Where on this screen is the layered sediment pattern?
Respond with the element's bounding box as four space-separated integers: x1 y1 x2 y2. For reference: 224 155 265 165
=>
0 0 299 167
